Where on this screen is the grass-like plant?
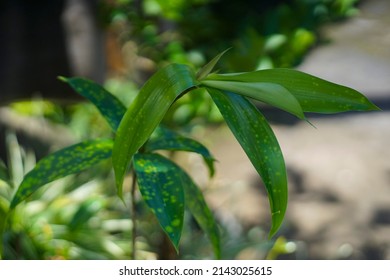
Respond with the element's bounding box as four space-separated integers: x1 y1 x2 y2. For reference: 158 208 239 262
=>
5 52 378 259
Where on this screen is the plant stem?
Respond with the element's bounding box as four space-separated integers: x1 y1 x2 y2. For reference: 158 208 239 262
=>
130 170 137 260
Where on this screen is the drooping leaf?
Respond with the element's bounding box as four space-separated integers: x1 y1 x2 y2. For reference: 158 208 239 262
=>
134 153 185 251
201 79 305 119
59 76 126 131
181 168 221 258
10 139 113 208
207 88 287 238
134 153 220 257
112 64 197 199
196 48 230 80
145 126 216 177
205 69 379 113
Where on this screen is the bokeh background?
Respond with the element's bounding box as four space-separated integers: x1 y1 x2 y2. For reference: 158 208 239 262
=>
0 0 389 259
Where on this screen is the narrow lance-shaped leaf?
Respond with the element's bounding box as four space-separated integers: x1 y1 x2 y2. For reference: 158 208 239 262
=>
205 69 379 113
207 88 287 238
145 126 216 177
134 153 220 257
134 153 185 251
201 79 305 119
113 64 197 199
10 139 113 208
59 76 126 131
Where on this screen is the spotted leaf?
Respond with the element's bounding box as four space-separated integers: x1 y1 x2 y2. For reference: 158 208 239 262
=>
145 126 216 177
113 64 197 199
134 153 185 251
208 88 287 238
201 79 305 119
10 139 113 208
134 153 220 256
204 69 379 113
59 76 126 131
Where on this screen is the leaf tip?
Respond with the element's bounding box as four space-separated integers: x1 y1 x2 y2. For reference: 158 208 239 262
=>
196 48 231 80
118 193 126 205
115 180 125 201
305 118 317 129
369 102 381 111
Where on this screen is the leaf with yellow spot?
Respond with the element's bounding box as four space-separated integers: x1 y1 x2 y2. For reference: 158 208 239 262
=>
59 76 126 131
134 153 220 256
204 69 379 113
207 88 287 238
145 126 216 177
10 139 113 208
113 64 197 199
134 153 185 251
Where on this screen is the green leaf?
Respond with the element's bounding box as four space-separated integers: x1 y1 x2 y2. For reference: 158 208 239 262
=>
205 69 379 113
10 139 113 208
59 76 126 131
196 48 230 80
112 64 197 199
69 198 104 231
145 126 216 177
134 153 220 257
181 168 221 259
201 79 305 119
208 89 287 238
134 153 185 251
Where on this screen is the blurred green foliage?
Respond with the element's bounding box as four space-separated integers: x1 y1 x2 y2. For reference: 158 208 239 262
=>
102 0 359 71
100 0 359 125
